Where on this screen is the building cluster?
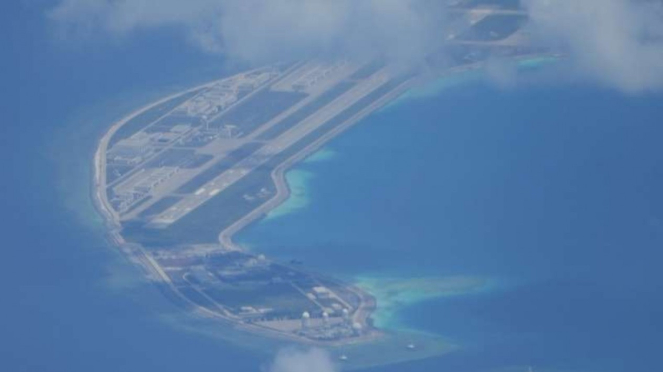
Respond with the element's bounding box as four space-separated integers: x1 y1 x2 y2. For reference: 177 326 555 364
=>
111 166 179 212
298 306 364 341
108 124 193 166
181 69 276 118
291 285 365 341
105 68 279 214
107 132 156 166
107 129 193 212
290 61 348 91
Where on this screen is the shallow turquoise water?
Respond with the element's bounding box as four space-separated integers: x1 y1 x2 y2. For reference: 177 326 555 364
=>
8 3 663 370
238 67 663 372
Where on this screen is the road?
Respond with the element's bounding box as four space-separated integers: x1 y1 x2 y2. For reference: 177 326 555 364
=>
149 69 392 226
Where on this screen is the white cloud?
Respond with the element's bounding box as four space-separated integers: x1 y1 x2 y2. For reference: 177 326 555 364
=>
48 0 663 92
523 0 663 93
47 0 449 67
266 348 337 372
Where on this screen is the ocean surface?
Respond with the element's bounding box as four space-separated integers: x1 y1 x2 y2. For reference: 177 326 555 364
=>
6 3 663 372
238 66 663 372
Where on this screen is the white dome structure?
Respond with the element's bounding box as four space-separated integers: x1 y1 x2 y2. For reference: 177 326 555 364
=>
322 311 329 326
352 322 363 335
301 311 311 330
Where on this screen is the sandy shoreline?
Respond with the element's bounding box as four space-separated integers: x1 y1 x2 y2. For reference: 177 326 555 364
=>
90 54 556 347
216 53 558 252
89 67 391 346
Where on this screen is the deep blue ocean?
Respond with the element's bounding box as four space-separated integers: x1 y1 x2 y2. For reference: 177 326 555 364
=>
6 3 663 372
239 67 663 372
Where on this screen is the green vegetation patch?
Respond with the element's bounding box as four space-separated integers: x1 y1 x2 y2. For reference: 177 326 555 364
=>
204 282 316 314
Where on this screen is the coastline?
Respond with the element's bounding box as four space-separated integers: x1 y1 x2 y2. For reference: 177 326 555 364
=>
220 53 560 251
229 53 561 334
90 54 557 349
90 63 400 347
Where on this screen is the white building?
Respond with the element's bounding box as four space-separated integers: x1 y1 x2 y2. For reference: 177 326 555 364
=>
312 286 331 299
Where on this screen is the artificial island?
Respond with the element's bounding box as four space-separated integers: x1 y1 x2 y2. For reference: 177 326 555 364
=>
93 0 542 350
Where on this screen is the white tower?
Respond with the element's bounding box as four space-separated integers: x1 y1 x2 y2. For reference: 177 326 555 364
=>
352 322 363 335
342 308 350 325
301 311 311 330
201 115 209 131
322 311 329 327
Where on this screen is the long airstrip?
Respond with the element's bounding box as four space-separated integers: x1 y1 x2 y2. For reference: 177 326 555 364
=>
92 2 539 346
